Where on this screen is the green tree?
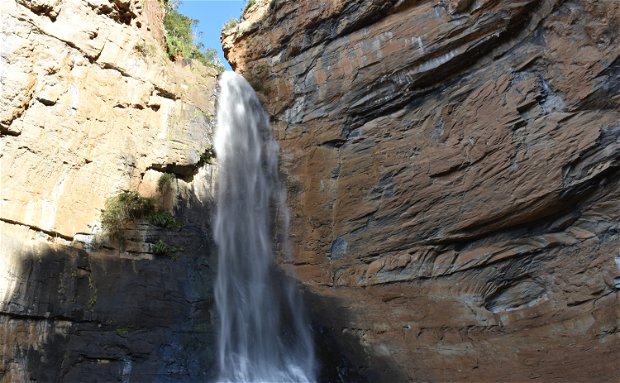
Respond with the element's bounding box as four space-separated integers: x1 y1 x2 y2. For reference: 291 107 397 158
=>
163 2 224 72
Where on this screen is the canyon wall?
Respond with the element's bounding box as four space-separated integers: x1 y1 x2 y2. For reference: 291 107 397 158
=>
224 0 620 381
1 0 218 381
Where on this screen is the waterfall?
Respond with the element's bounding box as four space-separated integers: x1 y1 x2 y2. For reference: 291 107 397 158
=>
213 71 316 383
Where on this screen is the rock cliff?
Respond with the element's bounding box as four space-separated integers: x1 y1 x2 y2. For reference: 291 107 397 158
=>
224 0 620 381
1 0 218 381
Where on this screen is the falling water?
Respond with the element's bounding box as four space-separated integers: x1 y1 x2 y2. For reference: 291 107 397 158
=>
213 72 316 383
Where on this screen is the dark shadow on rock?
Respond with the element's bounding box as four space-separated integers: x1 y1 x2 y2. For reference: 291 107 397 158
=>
0 191 218 382
304 291 409 383
272 271 408 383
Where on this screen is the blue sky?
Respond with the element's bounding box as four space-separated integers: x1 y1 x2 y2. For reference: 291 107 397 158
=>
177 0 246 71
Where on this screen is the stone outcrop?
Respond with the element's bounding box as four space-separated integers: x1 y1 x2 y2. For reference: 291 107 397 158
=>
224 0 620 381
1 0 218 380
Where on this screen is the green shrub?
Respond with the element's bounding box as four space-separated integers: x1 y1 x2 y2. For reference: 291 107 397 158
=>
115 327 130 337
222 18 238 31
149 211 181 229
197 144 216 166
153 239 168 256
157 172 176 193
164 3 225 72
152 239 183 260
244 0 256 12
101 191 155 236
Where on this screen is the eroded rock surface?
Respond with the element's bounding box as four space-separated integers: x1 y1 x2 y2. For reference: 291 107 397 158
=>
1 0 218 381
225 0 620 381
1 0 216 237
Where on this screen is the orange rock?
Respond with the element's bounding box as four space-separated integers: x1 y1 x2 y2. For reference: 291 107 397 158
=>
227 0 620 380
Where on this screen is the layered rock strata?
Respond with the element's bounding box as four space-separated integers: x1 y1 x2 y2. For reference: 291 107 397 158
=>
1 0 216 237
224 0 620 381
1 0 218 380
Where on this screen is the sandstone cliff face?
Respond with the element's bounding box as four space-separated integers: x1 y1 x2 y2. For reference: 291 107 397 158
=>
1 0 218 381
1 0 216 238
225 0 620 381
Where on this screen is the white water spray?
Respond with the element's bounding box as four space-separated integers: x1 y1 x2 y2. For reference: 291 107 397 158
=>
213 72 316 383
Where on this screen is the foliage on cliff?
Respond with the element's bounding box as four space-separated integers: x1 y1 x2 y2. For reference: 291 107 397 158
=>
101 190 181 238
101 191 155 236
163 1 223 72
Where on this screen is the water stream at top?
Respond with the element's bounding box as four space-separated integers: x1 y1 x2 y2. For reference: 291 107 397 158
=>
213 71 316 383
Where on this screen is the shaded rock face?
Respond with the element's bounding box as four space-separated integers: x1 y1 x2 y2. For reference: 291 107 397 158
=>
225 0 620 381
0 217 216 382
1 0 218 381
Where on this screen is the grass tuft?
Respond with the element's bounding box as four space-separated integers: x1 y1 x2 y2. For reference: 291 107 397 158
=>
157 172 176 193
101 192 155 237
